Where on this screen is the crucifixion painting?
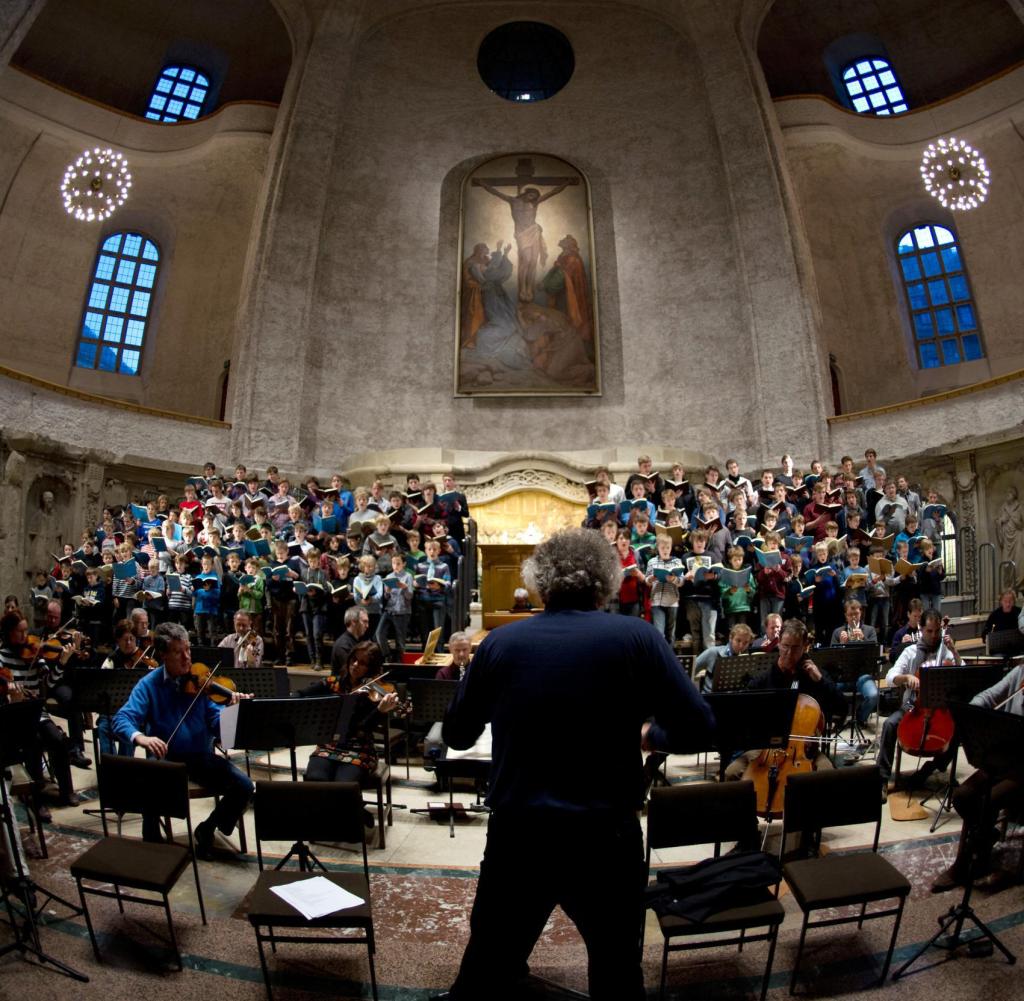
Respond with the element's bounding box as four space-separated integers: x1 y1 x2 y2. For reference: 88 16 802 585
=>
456 153 600 397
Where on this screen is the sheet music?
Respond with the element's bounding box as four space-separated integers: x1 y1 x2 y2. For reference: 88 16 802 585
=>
269 876 364 919
446 723 492 760
219 702 239 750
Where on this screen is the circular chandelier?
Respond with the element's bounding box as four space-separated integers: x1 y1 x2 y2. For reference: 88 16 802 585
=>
59 147 132 222
920 136 990 211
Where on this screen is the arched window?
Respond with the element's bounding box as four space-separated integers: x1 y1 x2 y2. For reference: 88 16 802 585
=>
896 224 983 369
841 57 907 116
75 232 159 376
145 64 210 122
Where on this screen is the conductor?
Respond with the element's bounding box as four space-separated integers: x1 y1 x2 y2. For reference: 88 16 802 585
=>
434 529 714 1001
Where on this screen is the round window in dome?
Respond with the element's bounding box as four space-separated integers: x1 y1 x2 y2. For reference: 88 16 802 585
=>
477 21 574 103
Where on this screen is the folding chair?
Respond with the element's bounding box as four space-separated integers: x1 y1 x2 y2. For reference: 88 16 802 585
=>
645 780 784 1001
782 765 910 993
246 780 377 1000
70 755 206 970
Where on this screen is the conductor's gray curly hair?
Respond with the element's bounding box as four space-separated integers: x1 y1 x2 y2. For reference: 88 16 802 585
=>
521 528 620 609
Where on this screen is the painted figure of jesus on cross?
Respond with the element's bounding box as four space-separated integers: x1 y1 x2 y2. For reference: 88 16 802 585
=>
472 157 580 303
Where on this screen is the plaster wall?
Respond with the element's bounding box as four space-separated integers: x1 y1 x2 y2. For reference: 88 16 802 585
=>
0 100 270 415
757 0 1024 105
231 0 829 470
782 118 1024 410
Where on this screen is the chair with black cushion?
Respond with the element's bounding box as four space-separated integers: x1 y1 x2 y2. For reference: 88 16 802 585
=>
246 780 377 1001
69 755 206 970
645 780 784 1001
781 765 910 993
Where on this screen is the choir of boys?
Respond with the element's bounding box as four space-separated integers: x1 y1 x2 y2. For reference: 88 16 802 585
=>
583 450 953 654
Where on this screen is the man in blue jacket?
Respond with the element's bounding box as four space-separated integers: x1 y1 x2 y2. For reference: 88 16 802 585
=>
113 621 252 857
434 529 715 1001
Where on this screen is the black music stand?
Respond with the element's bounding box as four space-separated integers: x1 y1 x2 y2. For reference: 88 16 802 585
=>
72 667 145 763
910 665 1003 832
226 696 344 781
190 645 233 669
710 653 774 693
987 629 1024 658
817 644 882 748
217 666 289 699
893 703 1020 979
703 689 798 781
424 749 491 838
406 679 458 780
0 701 88 983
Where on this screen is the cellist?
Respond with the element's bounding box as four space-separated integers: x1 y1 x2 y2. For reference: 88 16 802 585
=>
877 609 959 800
723 619 846 780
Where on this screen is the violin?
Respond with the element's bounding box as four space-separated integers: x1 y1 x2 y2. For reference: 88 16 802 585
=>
356 672 413 716
180 662 238 704
743 692 826 818
126 644 158 670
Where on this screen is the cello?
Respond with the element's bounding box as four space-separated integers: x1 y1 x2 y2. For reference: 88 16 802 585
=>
743 691 827 818
896 616 957 759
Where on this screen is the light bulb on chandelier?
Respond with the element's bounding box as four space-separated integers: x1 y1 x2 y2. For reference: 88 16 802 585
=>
920 136 989 212
59 147 132 222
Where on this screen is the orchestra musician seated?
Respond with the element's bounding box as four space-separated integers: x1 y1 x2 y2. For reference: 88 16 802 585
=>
218 610 264 669
425 631 474 767
296 640 407 826
112 621 253 858
930 660 1024 892
695 622 754 694
828 598 880 732
876 610 959 800
723 618 846 780
752 612 783 652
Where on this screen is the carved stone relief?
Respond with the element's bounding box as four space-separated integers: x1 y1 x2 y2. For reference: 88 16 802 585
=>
464 468 588 505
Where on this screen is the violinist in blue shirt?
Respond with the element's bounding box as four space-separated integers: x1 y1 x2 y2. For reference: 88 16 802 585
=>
113 621 252 857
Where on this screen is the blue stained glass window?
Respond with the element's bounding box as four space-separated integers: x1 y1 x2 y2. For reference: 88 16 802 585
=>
841 56 908 116
900 257 921 281
74 231 159 375
928 280 949 306
962 334 983 360
907 284 928 310
913 313 934 338
941 339 961 364
145 65 210 123
948 275 969 301
941 246 962 272
76 342 97 368
897 223 984 369
98 346 118 372
956 304 977 330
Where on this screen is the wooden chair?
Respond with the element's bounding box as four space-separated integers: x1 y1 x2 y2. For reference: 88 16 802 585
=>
645 780 784 1001
781 765 910 993
70 755 206 970
246 780 378 1001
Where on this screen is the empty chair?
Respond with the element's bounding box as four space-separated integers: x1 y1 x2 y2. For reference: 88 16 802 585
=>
246 780 378 1001
645 780 784 1001
70 755 206 970
781 765 910 993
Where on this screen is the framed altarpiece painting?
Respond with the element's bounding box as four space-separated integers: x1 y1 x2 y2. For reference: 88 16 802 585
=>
455 153 600 397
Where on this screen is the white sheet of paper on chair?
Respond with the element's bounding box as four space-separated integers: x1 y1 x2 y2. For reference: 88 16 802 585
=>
269 876 364 919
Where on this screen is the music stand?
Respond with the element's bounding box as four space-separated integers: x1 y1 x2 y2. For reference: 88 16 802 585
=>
703 689 798 782
224 696 344 781
912 666 1003 832
72 668 145 764
0 701 88 983
710 653 774 693
405 679 459 779
987 629 1024 658
189 645 233 670
893 703 1020 979
816 644 881 746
